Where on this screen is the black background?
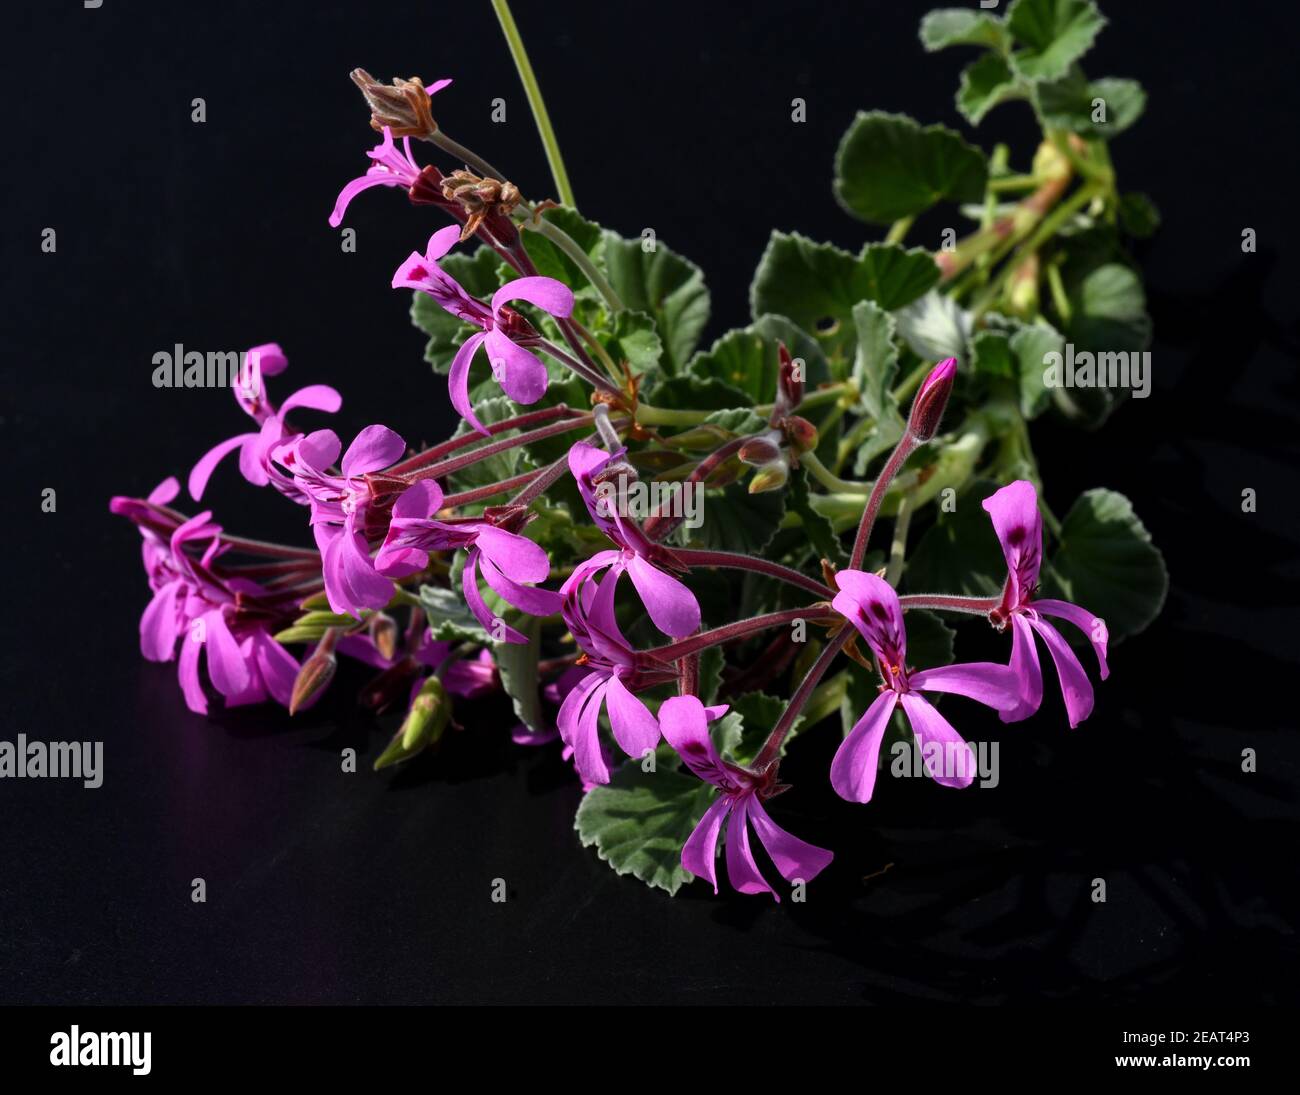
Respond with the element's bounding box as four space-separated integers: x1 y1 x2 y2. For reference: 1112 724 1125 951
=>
2 0 1297 1006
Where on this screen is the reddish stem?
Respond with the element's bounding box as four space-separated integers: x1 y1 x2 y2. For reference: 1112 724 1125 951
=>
674 549 833 600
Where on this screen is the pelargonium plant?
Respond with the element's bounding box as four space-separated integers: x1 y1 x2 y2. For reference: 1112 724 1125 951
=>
112 0 1167 898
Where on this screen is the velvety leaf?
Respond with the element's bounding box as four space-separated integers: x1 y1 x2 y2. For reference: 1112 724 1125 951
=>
686 480 786 555
895 290 972 362
1044 488 1168 642
920 8 1010 51
496 613 544 735
750 232 940 366
419 584 491 643
1036 69 1146 138
520 207 608 293
575 763 714 895
1007 0 1107 82
1009 320 1065 419
1068 262 1152 355
604 236 710 374
789 468 847 567
687 315 830 405
958 53 1026 124
1118 192 1161 239
834 111 989 225
651 373 752 411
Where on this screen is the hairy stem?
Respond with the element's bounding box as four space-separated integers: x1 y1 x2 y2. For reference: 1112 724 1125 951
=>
849 434 917 570
752 628 851 772
646 606 835 662
675 549 832 600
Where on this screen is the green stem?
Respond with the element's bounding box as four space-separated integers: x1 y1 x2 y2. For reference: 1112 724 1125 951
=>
801 451 871 495
885 216 914 246
524 215 624 311
491 0 576 206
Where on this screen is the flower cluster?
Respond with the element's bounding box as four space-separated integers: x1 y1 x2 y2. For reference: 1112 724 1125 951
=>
113 5 1165 901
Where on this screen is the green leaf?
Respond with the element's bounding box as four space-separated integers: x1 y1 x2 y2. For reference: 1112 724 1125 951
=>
1068 262 1152 355
920 8 1010 51
1044 488 1168 642
834 111 989 225
601 309 663 377
902 610 957 671
686 315 830 405
419 584 490 644
751 232 940 365
958 53 1026 125
1007 0 1107 82
1035 70 1146 138
849 299 899 417
575 762 714 895
895 291 972 363
788 468 846 567
1118 192 1161 239
496 614 544 735
903 478 1008 597
650 373 753 411
604 236 710 375
1009 320 1065 419
729 692 798 766
971 328 1015 380
686 480 786 555
409 247 506 373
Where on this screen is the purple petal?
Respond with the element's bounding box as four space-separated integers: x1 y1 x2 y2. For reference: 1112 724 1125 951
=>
572 677 613 786
341 424 405 477
139 580 182 661
1000 613 1043 723
491 275 575 320
478 554 562 619
981 480 1043 604
682 796 730 893
148 477 181 506
177 632 208 714
1028 615 1094 727
484 328 549 406
658 694 728 787
425 223 464 263
255 633 300 708
298 429 342 472
1033 597 1109 679
626 554 700 637
604 674 660 759
898 693 977 789
461 550 524 643
747 797 833 884
329 172 396 228
832 569 907 667
447 332 489 436
724 797 778 900
829 690 898 803
278 384 342 417
188 434 252 500
391 479 445 519
910 660 1023 712
474 525 550 584
202 610 251 698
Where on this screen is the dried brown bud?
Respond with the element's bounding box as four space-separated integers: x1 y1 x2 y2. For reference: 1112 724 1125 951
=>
350 68 438 139
440 169 524 241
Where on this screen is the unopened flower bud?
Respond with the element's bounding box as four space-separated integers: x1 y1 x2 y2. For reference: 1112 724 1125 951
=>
738 436 782 466
778 342 804 409
781 415 819 453
374 676 450 770
907 357 958 442
748 458 789 494
289 647 337 715
369 612 399 662
350 68 439 138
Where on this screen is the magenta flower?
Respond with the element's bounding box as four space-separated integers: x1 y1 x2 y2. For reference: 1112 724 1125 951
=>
110 478 303 715
830 570 1021 803
982 480 1110 727
560 441 701 639
374 479 561 643
556 568 676 785
188 343 341 502
328 82 451 228
393 225 575 435
660 695 833 901
273 425 407 618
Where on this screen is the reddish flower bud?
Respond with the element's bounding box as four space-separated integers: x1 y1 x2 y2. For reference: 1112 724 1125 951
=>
781 415 819 453
289 647 337 715
778 342 804 409
907 357 958 442
738 436 783 466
